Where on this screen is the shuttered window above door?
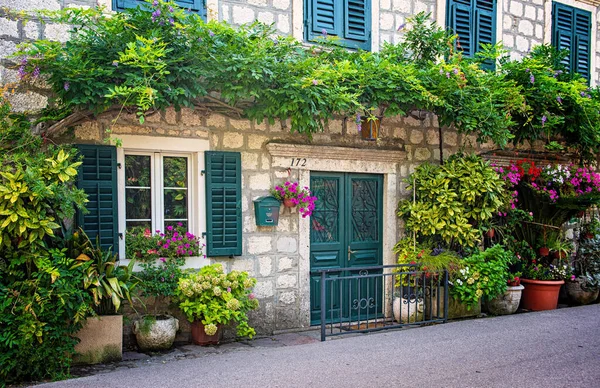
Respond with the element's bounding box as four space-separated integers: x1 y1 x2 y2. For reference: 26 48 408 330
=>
114 0 207 21
305 0 372 51
552 2 591 82
446 0 496 66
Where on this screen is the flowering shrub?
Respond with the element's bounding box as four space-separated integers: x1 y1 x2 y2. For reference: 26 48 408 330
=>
522 259 570 281
175 264 259 337
125 224 203 262
270 181 317 218
137 258 184 315
450 245 514 309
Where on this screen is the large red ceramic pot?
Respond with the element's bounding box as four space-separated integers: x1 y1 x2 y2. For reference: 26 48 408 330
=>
520 278 564 311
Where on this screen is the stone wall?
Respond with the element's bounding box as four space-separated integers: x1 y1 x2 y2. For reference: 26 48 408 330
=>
501 0 545 59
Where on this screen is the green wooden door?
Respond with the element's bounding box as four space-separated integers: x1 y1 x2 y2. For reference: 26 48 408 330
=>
310 173 383 324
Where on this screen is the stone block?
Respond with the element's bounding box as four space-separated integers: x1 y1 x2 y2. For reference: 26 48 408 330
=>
409 129 424 144
444 131 458 146
393 0 411 13
248 0 268 5
380 12 394 30
248 172 271 190
44 24 70 42
278 291 296 305
242 152 259 170
206 113 226 128
276 236 297 253
75 121 101 141
272 0 290 10
6 91 47 112
516 36 530 52
518 20 534 36
524 5 537 20
3 0 60 11
380 0 391 10
258 256 273 277
276 14 290 34
223 132 244 149
0 40 17 60
328 119 343 134
510 1 523 17
23 20 39 40
426 129 439 145
164 107 177 124
232 6 255 24
247 236 272 255
278 256 294 272
414 147 432 161
254 280 274 298
0 18 18 37
257 11 274 24
277 274 297 289
232 258 255 274
180 108 202 126
230 118 252 130
247 134 268 150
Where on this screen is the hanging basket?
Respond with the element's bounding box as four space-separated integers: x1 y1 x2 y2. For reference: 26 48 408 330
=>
283 198 296 208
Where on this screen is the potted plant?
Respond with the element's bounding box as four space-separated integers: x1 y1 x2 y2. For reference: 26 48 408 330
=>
565 230 600 305
69 231 137 364
127 224 203 351
270 181 317 218
487 269 524 316
176 264 259 345
520 258 569 311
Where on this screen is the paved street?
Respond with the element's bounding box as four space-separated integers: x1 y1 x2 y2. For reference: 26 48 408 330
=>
40 305 600 388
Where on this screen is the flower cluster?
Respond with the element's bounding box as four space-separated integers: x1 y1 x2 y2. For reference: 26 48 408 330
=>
523 259 570 281
125 224 203 262
176 264 259 338
270 181 318 218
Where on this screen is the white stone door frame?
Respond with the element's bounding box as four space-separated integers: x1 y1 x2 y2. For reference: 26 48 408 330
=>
266 143 406 326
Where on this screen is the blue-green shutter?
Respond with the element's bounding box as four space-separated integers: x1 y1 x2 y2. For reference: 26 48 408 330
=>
552 2 591 81
205 151 242 257
114 0 206 20
76 145 119 254
305 0 371 50
447 0 496 60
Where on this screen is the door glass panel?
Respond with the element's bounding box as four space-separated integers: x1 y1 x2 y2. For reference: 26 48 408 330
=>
310 178 339 243
351 179 378 242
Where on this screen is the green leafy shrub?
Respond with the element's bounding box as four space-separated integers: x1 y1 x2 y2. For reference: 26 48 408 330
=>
176 264 259 338
398 154 511 248
137 258 183 315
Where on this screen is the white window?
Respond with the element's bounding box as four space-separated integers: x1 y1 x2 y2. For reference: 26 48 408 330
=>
115 135 209 262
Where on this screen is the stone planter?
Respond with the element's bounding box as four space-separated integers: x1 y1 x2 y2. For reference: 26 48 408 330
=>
74 315 123 364
487 285 524 315
429 287 481 319
521 278 564 311
132 315 179 351
565 279 600 306
392 296 424 323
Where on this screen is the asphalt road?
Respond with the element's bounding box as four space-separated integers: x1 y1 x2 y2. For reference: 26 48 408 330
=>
39 304 600 388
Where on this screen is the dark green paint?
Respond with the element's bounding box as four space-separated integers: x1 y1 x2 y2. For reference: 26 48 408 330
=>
552 1 591 82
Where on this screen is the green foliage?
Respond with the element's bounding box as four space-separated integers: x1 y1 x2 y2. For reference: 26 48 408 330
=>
137 258 183 315
176 264 259 338
393 238 460 287
449 245 514 308
398 154 511 248
125 225 203 263
69 230 138 314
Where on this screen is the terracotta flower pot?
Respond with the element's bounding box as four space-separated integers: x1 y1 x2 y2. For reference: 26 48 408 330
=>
191 321 222 346
551 251 567 260
485 229 495 239
283 198 296 208
538 247 550 257
520 278 564 311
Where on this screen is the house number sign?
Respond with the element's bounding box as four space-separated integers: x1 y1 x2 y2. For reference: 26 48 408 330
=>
290 158 307 167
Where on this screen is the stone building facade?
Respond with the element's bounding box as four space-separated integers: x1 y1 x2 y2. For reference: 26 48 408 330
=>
1 0 600 338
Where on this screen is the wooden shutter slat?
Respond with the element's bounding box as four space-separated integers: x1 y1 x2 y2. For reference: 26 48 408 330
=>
114 0 206 20
76 145 119 254
344 0 370 48
552 2 590 82
205 151 242 257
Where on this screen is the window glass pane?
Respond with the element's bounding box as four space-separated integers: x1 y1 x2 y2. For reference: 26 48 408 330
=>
164 189 188 221
164 157 188 188
126 188 152 220
126 221 152 231
165 220 188 230
125 155 151 187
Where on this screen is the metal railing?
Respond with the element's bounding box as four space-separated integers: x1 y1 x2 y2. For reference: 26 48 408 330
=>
313 264 448 341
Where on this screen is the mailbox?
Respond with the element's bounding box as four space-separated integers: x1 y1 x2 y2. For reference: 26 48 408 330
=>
253 196 281 226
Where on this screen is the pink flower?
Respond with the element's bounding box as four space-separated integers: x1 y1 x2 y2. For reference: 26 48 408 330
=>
160 257 166 263
248 293 255 300
227 287 232 292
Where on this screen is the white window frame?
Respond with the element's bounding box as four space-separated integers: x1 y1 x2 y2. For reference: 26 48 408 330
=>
544 0 598 86
114 135 210 266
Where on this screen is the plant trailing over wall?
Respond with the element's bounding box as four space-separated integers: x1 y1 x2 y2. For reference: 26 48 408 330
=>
398 154 511 249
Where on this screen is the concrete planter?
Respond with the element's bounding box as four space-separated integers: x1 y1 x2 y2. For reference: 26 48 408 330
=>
429 287 481 319
565 279 600 306
392 296 424 323
487 285 524 315
74 315 123 364
133 315 179 351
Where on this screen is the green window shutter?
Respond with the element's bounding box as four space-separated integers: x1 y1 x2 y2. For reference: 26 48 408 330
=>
447 0 474 57
205 151 242 257
114 0 206 20
474 0 496 69
76 145 119 254
552 2 591 81
305 0 371 50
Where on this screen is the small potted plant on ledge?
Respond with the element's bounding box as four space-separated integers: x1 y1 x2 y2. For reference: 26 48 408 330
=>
176 264 259 345
127 224 203 351
271 181 317 218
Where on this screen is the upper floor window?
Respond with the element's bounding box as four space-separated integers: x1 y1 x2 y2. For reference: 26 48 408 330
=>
113 0 207 21
552 2 591 81
446 0 496 59
304 0 372 51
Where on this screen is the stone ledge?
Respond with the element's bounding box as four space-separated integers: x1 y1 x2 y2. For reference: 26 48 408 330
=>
266 143 407 163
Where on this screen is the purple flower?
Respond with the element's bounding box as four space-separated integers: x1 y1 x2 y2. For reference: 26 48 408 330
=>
446 72 451 79
160 257 166 262
152 0 158 6
541 115 547 126
63 82 70 91
112 61 118 67
169 17 174 25
530 74 535 84
32 67 40 78
167 225 174 231
556 96 562 104
453 68 459 75
227 287 231 292
397 23 406 31
312 79 318 85
18 65 27 79
177 222 183 227
209 30 215 37
151 9 161 21
322 28 327 36
169 6 174 12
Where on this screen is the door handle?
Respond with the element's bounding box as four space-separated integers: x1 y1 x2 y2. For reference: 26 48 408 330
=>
347 246 356 261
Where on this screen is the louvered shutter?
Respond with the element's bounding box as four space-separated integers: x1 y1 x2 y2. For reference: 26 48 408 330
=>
76 145 119 254
306 0 371 50
447 0 474 57
552 2 591 81
114 0 206 20
474 0 496 68
344 0 371 50
205 152 242 257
